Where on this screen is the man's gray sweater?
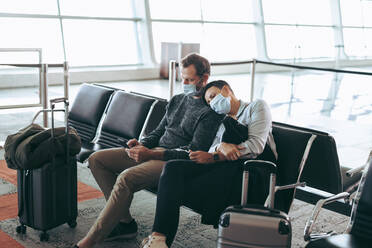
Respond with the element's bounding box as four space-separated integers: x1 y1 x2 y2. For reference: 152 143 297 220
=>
141 93 224 160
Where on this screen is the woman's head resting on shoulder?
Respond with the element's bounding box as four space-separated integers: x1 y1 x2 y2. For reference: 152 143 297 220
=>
202 80 239 115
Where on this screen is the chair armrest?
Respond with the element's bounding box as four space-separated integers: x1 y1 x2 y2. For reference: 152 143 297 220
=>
243 160 277 174
303 192 350 241
347 151 372 177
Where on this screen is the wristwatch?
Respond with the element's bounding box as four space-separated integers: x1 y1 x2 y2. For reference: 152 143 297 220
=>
213 152 219 161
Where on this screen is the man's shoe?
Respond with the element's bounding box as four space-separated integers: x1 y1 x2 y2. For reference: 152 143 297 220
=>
104 219 138 241
142 235 168 248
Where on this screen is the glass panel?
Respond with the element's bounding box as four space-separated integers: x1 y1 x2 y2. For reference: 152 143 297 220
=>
340 0 372 27
265 26 334 59
0 0 58 15
63 20 139 66
200 0 253 22
343 28 372 57
59 0 134 18
151 22 203 62
340 0 363 26
149 0 201 20
201 24 256 61
262 0 332 25
0 18 64 63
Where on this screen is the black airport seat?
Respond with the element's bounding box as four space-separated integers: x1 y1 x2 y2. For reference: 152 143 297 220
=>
77 91 164 162
68 83 114 143
270 122 319 213
305 158 372 248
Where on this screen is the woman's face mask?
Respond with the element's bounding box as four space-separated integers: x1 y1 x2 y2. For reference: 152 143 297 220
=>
210 93 231 114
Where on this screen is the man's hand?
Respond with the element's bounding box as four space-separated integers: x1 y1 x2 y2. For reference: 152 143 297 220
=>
189 151 214 164
218 142 244 161
125 145 153 162
127 138 141 148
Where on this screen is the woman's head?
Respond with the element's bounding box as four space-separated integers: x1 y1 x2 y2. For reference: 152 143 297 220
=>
202 80 235 114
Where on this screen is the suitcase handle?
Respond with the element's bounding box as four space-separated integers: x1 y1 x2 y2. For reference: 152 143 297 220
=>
242 160 277 207
50 97 70 164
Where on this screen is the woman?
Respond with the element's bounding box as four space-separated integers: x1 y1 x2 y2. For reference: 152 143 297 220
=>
141 80 278 248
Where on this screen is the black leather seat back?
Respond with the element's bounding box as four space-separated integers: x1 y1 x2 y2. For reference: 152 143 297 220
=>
142 100 168 137
272 123 314 213
96 91 155 148
350 160 372 240
301 133 343 194
68 83 114 142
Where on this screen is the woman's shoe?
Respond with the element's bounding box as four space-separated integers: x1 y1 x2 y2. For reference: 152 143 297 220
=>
141 235 168 248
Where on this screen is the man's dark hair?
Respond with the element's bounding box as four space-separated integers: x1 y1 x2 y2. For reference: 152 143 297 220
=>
181 53 210 78
201 80 233 105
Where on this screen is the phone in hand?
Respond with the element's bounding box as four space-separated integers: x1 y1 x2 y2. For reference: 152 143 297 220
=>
117 138 129 148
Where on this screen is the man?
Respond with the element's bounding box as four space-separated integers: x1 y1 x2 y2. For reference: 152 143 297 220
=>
75 53 224 248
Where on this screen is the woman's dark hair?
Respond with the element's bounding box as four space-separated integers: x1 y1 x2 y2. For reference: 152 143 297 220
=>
201 80 233 105
181 53 210 78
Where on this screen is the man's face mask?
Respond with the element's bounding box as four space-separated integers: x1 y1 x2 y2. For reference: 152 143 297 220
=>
182 83 197 95
210 93 231 114
182 78 204 95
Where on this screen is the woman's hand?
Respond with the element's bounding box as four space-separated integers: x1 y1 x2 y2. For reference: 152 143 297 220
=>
189 151 214 164
218 142 244 161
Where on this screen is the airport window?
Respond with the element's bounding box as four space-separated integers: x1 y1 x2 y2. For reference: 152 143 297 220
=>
62 19 139 66
59 0 134 18
262 0 332 25
149 0 201 20
150 0 255 63
340 0 372 57
200 0 253 22
265 26 334 60
0 0 58 15
0 18 64 63
343 28 372 57
262 0 334 60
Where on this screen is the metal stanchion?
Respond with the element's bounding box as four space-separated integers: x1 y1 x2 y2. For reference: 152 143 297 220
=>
168 60 177 100
250 59 257 102
63 61 70 125
41 64 49 127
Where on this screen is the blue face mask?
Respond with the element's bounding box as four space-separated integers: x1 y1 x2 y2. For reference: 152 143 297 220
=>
182 83 197 95
210 93 231 114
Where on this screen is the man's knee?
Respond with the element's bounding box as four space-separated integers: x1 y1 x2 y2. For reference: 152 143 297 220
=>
114 169 137 193
88 150 106 172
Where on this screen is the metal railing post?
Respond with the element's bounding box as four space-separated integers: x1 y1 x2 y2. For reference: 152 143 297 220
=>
169 60 177 100
41 64 49 127
63 61 70 100
250 59 257 102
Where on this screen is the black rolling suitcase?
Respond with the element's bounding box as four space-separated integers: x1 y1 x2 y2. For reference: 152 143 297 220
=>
217 161 304 248
16 97 78 242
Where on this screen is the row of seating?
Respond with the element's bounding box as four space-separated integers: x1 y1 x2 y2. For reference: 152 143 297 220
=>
67 83 167 162
67 83 362 216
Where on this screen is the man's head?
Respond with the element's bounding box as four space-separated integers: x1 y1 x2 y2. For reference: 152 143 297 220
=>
180 53 210 94
202 80 236 114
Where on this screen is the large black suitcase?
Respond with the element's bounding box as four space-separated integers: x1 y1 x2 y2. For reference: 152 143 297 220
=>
16 97 78 242
217 161 304 248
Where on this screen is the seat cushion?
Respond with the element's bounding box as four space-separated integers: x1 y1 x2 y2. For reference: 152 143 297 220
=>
76 142 107 163
306 234 371 248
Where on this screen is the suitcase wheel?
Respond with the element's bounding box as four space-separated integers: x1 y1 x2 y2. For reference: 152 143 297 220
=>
68 220 77 228
16 225 26 234
39 232 49 242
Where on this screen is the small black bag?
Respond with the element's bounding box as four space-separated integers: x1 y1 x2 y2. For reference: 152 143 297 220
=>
5 123 81 170
221 116 248 145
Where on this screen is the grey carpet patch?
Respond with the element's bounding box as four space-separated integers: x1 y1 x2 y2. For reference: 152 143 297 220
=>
0 177 16 195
